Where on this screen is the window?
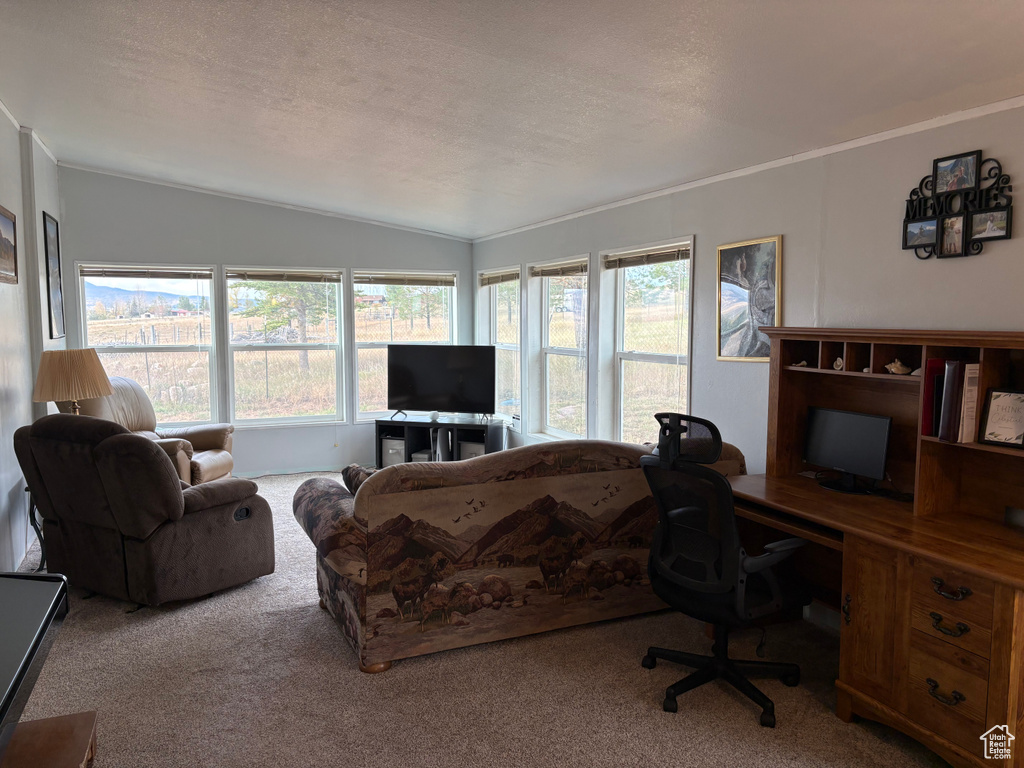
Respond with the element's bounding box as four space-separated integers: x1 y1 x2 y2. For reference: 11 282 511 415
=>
226 270 343 422
531 259 588 437
79 266 215 424
352 270 456 415
481 269 520 426
606 242 692 444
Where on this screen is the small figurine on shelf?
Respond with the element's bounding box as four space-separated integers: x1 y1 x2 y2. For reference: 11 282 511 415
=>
793 360 808 367
833 357 844 370
885 359 912 375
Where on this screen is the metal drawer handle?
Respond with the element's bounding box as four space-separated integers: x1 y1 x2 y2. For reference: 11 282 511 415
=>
931 577 972 601
929 612 970 638
926 678 965 707
841 594 852 625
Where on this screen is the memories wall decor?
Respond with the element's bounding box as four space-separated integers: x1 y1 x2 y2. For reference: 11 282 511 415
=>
903 149 1013 259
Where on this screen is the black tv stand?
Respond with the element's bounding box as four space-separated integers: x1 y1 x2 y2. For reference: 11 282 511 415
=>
375 414 506 468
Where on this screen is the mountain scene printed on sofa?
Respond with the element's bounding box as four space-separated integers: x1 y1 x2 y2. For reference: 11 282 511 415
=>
360 468 662 662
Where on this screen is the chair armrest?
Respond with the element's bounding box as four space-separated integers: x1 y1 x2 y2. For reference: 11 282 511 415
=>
182 477 258 514
159 423 234 452
741 538 806 573
293 477 367 584
153 437 194 460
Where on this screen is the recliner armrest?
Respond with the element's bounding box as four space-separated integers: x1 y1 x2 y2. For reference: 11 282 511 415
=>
183 477 258 514
159 423 234 452
153 437 194 460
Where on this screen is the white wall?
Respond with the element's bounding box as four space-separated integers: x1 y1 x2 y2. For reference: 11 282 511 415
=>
473 106 1024 472
58 167 473 474
0 116 59 570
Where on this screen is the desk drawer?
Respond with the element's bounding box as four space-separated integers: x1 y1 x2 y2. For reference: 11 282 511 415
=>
906 630 989 756
910 556 993 636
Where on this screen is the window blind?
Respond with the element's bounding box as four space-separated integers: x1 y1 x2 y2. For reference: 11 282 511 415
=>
603 245 691 270
78 266 215 280
225 269 342 283
478 269 520 287
529 259 588 278
352 271 456 287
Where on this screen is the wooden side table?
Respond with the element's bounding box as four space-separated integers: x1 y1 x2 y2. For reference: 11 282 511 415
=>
0 711 97 768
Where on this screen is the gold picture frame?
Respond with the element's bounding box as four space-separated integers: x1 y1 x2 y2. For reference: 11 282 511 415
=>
717 235 781 362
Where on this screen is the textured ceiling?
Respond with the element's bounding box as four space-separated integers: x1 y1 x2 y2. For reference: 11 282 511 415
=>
2 1 1024 239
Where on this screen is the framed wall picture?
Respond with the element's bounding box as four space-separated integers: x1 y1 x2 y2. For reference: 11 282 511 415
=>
0 204 16 285
980 389 1024 447
970 208 1012 242
903 218 937 250
938 214 965 257
717 235 781 361
933 150 981 194
43 212 65 339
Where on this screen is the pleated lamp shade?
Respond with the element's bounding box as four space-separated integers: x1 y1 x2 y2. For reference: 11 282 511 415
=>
33 348 113 409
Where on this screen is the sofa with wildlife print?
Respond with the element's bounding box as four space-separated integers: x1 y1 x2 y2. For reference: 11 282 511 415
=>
294 439 746 669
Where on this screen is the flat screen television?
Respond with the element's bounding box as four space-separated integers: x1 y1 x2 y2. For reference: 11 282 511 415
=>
804 407 892 494
387 344 496 415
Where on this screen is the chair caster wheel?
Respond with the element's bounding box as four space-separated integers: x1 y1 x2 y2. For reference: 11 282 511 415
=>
782 671 800 687
641 655 656 669
662 697 678 713
759 710 776 728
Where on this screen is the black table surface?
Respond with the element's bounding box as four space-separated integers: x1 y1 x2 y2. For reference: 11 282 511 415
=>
0 573 67 730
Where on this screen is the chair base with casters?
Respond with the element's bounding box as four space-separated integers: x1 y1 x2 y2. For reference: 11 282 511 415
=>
642 625 800 728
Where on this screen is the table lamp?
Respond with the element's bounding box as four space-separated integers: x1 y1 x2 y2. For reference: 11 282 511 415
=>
33 348 113 415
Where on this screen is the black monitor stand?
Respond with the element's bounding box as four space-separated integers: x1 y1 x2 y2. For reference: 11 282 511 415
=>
818 472 870 495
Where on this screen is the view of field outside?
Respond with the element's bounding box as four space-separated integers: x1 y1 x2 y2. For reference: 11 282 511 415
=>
545 275 587 436
85 275 214 423
354 282 454 413
493 279 520 421
228 278 340 420
618 260 690 444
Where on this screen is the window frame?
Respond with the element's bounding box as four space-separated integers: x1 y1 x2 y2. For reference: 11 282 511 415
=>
224 268 346 426
537 265 588 439
77 261 220 426
351 269 458 421
482 268 522 430
609 239 694 443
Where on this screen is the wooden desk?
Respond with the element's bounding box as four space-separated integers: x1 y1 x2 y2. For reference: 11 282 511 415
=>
730 473 1024 768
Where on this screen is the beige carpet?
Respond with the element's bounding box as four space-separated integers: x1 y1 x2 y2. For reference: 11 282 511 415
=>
18 473 947 767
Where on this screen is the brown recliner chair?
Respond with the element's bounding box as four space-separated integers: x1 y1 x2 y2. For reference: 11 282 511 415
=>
59 376 233 486
15 414 275 606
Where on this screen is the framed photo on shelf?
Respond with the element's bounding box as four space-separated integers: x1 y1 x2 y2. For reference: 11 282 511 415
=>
933 150 981 194
0 203 16 285
717 235 781 362
970 208 1011 241
903 218 937 250
43 212 65 339
980 389 1024 447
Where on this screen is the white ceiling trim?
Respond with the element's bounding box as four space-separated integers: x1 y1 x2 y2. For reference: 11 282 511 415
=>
19 127 57 165
0 96 19 131
473 93 1024 244
55 161 473 243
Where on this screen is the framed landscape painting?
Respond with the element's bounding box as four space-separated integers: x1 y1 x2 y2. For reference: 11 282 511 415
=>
0 204 16 285
717 236 781 362
43 212 65 338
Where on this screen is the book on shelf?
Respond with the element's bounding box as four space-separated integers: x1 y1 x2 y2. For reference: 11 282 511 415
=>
937 360 965 443
921 358 948 436
957 363 980 443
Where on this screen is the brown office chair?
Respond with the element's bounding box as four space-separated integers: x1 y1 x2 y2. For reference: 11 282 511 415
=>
58 376 233 486
15 414 275 606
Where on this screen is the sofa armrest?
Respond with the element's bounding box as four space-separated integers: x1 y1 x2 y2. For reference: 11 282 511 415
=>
159 423 234 452
182 477 258 515
293 477 367 584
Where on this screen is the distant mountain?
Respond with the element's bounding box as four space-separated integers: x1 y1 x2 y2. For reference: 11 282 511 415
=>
456 523 491 543
457 494 604 565
367 514 467 572
83 281 204 311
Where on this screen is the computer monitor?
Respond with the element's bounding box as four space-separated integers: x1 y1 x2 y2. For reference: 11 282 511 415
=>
804 407 892 494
